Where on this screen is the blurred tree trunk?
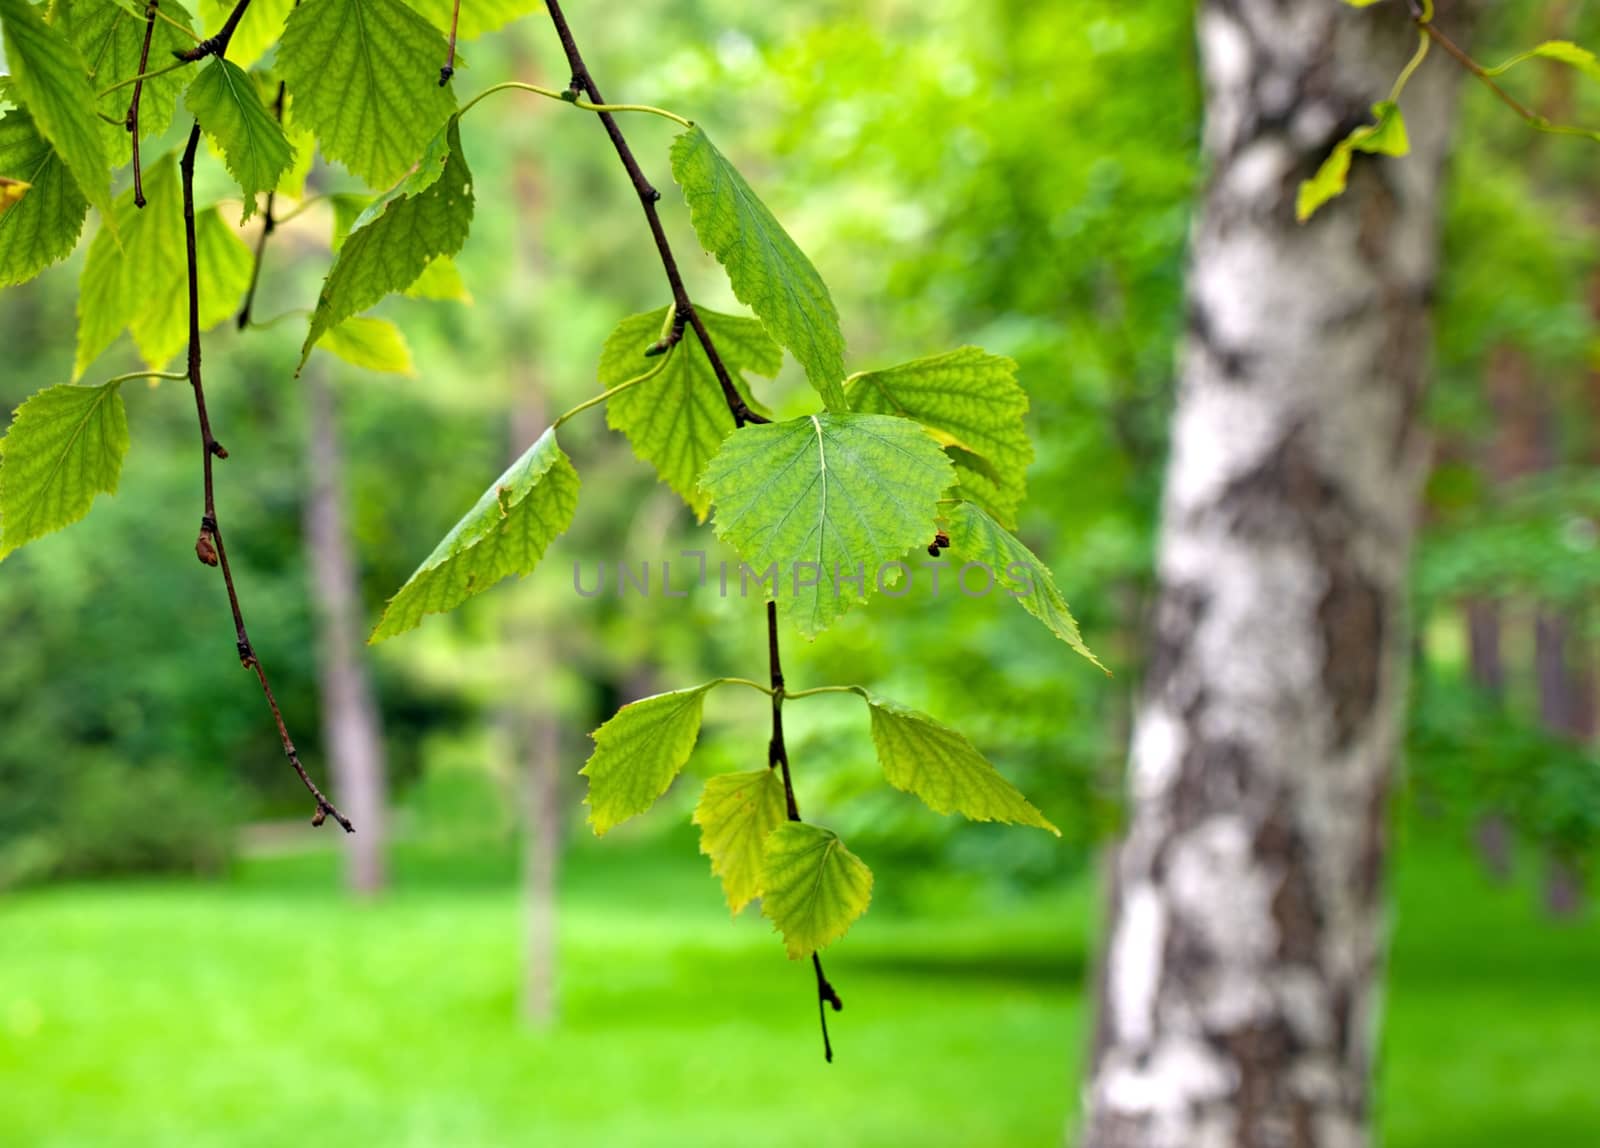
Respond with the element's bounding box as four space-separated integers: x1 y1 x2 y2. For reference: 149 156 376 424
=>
303 367 389 895
1081 4 1464 1145
505 383 566 1027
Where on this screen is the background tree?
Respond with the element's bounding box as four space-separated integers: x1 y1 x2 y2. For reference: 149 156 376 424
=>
1082 3 1469 1143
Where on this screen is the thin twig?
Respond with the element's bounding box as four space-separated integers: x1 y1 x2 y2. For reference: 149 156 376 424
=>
175 0 252 61
237 79 286 328
543 0 765 428
125 1 158 208
179 122 353 832
439 0 461 86
542 0 837 1060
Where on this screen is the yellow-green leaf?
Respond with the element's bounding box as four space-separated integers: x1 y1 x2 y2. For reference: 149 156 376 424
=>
277 0 456 187
0 381 128 559
942 499 1105 671
582 684 716 836
846 346 1032 528
700 413 955 637
670 125 847 410
318 316 414 375
184 58 294 223
0 106 88 286
1297 102 1409 222
198 0 292 69
866 695 1057 834
300 116 473 370
371 426 578 641
75 156 251 376
0 0 112 221
598 305 779 520
693 768 787 915
760 822 872 958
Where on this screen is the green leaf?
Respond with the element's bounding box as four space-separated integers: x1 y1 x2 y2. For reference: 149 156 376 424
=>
405 0 536 41
318 316 414 374
75 155 251 376
598 305 779 520
184 58 294 223
670 126 847 410
0 0 112 221
1297 101 1409 222
371 426 578 642
198 0 292 69
942 500 1105 671
299 116 473 370
700 413 954 637
581 684 718 837
0 381 128 559
59 0 196 165
846 346 1033 528
760 822 872 958
404 255 468 301
0 105 88 286
277 0 456 187
865 695 1057 834
693 768 787 915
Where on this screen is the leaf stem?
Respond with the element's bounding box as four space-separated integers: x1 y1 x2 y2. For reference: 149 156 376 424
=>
783 684 870 701
98 56 191 98
456 80 695 129
152 5 201 42
179 120 353 833
1387 27 1430 105
1418 17 1600 143
550 350 674 430
103 370 188 386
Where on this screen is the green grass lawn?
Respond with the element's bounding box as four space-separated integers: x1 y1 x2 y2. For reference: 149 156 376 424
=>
1 828 1595 1147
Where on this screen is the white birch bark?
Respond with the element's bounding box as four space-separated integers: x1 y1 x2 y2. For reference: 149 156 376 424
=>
1082 3 1466 1145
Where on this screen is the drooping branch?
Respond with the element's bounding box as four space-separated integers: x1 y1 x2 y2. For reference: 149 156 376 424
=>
543 0 765 429
542 0 839 1059
179 121 353 832
125 1 159 208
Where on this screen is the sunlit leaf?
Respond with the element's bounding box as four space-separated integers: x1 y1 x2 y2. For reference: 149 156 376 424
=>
760 822 872 958
866 695 1057 834
693 767 787 915
185 58 294 223
598 305 779 520
1297 101 1408 222
670 125 847 410
941 499 1104 671
582 683 715 836
0 106 87 286
318 316 414 374
0 0 112 221
278 0 456 187
0 381 128 559
846 346 1032 528
371 426 578 641
299 116 473 369
700 413 954 637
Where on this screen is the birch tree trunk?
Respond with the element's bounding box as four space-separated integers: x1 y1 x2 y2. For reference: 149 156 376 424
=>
303 367 389 895
1082 4 1465 1145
